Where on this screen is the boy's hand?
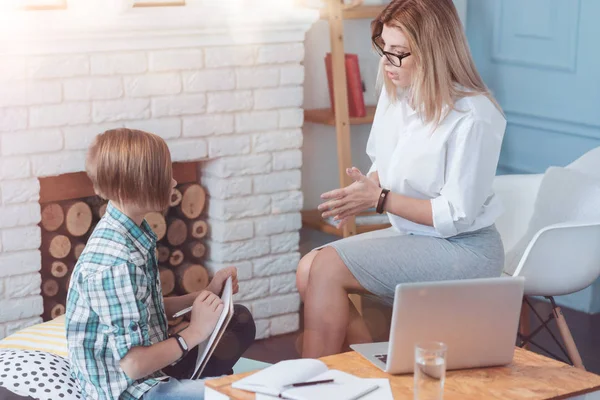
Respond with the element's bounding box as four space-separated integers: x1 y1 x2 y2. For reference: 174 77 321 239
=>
206 266 239 295
186 291 223 346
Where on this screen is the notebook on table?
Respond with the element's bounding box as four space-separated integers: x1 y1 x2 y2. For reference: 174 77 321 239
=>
231 359 380 400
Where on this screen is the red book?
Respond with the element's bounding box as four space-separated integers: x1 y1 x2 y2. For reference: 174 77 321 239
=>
325 53 366 118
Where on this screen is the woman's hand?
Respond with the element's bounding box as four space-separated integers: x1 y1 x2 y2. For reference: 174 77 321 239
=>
318 167 382 228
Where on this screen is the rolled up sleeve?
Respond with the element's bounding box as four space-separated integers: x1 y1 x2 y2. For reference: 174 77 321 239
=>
84 263 150 361
431 115 505 237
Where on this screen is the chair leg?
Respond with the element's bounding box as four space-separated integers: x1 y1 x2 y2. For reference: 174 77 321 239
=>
519 298 530 350
552 303 585 370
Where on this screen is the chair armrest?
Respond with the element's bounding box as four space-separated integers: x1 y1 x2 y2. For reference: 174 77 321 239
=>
513 221 600 296
492 173 543 251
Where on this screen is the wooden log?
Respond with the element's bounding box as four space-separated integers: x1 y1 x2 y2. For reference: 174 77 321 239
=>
42 279 59 298
159 266 175 296
170 188 183 207
64 201 93 237
157 245 170 263
50 302 66 319
169 249 184 268
188 219 208 239
167 218 187 247
145 212 167 241
178 183 206 219
186 241 206 260
91 201 108 219
73 242 86 260
99 203 107 218
50 261 68 278
168 316 184 326
175 264 209 294
48 234 72 259
41 203 64 232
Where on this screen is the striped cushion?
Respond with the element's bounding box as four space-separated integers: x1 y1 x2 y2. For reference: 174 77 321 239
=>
0 316 68 358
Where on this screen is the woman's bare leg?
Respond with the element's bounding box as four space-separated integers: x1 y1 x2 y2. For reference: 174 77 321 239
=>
302 247 369 358
297 249 372 352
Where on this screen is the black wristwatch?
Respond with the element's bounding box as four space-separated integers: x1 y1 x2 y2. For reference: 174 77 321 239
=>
171 332 189 365
376 188 390 214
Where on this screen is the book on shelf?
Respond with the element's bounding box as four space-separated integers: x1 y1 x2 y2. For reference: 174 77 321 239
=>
325 53 366 118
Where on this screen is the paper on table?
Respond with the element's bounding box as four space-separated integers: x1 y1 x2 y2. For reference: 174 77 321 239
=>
231 359 328 396
255 370 390 400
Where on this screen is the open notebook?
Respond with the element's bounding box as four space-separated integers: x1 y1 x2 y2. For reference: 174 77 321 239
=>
180 277 234 379
231 359 381 400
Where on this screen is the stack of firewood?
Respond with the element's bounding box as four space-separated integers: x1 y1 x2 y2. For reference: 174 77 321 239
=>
39 183 209 322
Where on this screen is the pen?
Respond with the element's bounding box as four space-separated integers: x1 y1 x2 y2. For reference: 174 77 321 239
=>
172 306 192 318
287 379 335 388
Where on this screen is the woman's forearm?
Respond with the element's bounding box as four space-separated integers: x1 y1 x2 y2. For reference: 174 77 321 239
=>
383 192 433 227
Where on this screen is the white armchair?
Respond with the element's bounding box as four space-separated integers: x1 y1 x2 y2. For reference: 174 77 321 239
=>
493 146 600 370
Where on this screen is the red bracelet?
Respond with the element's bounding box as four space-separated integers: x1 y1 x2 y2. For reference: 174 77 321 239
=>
376 189 390 214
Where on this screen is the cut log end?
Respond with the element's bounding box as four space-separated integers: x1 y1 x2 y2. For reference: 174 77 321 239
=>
50 303 66 319
73 243 86 260
157 245 170 263
159 267 175 296
41 204 64 232
189 220 208 239
98 203 108 219
187 241 206 260
65 201 93 237
50 261 68 278
167 218 187 247
179 184 206 220
49 235 72 259
169 188 183 207
42 279 59 298
145 212 167 241
169 249 184 268
176 264 209 294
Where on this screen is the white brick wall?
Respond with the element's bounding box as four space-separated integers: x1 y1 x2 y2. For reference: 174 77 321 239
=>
0 31 307 339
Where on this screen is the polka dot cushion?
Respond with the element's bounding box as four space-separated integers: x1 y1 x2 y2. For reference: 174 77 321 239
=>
0 349 81 400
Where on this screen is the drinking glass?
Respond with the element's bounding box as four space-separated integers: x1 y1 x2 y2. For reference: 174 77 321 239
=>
414 341 447 400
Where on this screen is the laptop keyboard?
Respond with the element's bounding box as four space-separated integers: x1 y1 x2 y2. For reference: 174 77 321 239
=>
375 354 388 364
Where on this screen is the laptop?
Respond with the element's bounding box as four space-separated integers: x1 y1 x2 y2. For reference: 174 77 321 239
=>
351 276 525 374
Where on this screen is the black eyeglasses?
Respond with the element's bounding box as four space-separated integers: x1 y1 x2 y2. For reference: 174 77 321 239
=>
372 35 411 68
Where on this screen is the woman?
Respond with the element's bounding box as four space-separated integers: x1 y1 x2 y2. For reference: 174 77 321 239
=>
297 0 506 358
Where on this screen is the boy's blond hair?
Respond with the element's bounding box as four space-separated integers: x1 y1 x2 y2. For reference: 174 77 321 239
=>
86 128 173 211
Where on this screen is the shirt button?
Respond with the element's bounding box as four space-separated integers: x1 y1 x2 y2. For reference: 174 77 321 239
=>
130 323 138 331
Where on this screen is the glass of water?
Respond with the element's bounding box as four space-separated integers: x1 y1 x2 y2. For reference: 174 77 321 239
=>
414 341 447 400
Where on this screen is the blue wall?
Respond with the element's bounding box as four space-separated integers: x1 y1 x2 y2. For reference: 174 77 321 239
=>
467 0 600 313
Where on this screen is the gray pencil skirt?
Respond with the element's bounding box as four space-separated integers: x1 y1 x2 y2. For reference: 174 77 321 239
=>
318 225 505 306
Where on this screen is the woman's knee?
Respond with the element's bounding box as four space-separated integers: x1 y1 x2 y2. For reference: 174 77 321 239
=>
310 247 345 282
296 251 318 298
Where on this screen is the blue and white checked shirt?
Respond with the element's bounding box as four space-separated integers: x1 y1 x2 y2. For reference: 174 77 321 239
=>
66 202 169 400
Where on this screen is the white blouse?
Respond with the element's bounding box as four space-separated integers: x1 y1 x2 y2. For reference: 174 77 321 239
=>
366 90 507 238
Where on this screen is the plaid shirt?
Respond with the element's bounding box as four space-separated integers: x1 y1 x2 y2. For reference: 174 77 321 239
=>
66 202 169 400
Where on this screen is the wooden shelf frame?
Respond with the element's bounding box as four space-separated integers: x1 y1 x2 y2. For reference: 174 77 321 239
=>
319 4 385 20
302 0 386 239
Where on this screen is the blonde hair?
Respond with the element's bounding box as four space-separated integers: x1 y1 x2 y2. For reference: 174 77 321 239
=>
86 128 173 211
372 0 502 125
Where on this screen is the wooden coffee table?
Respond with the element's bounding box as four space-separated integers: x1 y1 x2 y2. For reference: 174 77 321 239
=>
205 348 600 399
